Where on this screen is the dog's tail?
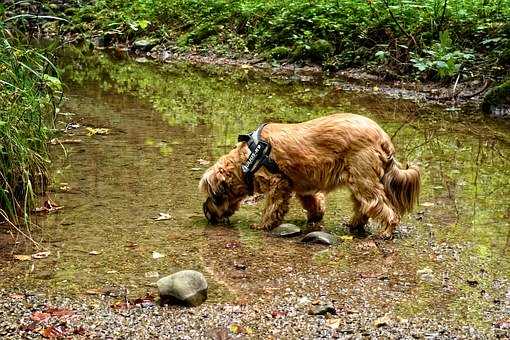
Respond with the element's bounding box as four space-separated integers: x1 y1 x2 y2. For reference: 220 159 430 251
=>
382 156 420 216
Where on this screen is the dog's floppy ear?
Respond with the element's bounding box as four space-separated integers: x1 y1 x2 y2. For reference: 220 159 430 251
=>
199 167 229 204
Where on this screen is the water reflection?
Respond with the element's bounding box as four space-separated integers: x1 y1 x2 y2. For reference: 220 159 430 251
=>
61 49 509 255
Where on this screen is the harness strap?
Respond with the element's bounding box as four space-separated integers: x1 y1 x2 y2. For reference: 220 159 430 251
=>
237 123 281 194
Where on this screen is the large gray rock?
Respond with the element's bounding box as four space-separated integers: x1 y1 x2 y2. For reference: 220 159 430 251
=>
157 270 208 306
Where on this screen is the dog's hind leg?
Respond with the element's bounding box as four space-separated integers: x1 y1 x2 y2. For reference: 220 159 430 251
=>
348 193 369 236
297 192 326 225
253 175 292 231
348 175 400 239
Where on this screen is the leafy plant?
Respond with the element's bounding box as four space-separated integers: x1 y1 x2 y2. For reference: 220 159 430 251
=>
410 31 474 78
0 13 61 224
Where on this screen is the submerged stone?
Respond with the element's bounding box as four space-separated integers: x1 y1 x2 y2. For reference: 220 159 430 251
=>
301 231 337 245
157 270 208 306
271 223 301 237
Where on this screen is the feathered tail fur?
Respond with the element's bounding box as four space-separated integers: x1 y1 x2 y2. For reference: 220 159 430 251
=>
383 158 420 216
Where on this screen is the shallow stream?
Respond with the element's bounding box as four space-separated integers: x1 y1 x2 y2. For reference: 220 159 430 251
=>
1 49 508 330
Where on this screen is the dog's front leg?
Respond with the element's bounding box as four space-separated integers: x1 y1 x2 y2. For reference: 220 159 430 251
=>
252 175 292 231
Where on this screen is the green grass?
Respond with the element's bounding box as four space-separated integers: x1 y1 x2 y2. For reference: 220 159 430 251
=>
0 14 61 224
65 0 510 79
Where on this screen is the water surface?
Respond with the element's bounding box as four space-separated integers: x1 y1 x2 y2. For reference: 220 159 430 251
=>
1 50 508 329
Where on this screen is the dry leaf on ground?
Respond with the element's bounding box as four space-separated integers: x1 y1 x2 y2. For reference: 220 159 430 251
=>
34 199 63 213
86 127 110 136
14 254 32 261
152 251 165 259
32 251 51 259
152 212 172 221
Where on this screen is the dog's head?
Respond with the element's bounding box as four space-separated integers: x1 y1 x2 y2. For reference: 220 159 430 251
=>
199 149 247 224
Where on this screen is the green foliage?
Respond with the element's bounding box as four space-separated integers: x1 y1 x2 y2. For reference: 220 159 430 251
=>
410 31 474 78
66 0 510 77
0 16 60 223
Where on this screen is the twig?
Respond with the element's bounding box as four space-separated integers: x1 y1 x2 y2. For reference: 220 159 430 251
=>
5 14 69 23
0 210 41 248
381 0 417 47
437 0 449 35
452 70 461 98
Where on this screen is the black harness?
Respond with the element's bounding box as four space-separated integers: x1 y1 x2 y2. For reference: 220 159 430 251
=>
237 124 280 194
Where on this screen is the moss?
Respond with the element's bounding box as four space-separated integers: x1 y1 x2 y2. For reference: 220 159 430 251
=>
481 79 510 114
266 46 291 60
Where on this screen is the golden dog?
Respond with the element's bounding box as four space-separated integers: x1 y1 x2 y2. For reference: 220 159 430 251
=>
199 113 420 238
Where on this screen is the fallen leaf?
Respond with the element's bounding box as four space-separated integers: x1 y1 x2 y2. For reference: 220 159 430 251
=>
153 212 172 221
228 323 253 335
190 167 202 171
31 311 51 322
14 254 32 261
326 318 342 329
132 293 156 308
420 202 435 207
152 251 165 259
40 325 67 338
72 326 87 335
86 127 110 136
271 310 287 318
88 250 101 255
85 288 102 295
340 235 353 241
197 159 210 165
34 199 63 213
228 323 241 334
32 251 51 259
45 307 74 318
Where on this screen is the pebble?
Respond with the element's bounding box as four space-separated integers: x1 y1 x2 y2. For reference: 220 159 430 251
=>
308 303 336 316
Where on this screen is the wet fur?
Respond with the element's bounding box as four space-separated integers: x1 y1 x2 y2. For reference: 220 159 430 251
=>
199 113 420 238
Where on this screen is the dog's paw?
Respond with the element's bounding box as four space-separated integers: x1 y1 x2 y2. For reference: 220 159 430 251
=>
375 230 394 240
305 221 324 232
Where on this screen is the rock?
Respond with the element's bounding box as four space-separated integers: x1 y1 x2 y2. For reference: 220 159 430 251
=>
481 80 510 118
157 270 208 306
94 32 117 48
417 267 435 282
132 38 159 52
308 303 336 316
296 296 311 306
301 231 337 245
271 223 302 237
